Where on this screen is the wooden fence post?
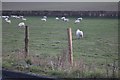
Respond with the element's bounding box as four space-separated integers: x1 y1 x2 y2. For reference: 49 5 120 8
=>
24 26 29 58
67 28 73 65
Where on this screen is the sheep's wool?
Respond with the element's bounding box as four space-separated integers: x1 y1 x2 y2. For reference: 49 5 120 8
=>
76 29 83 39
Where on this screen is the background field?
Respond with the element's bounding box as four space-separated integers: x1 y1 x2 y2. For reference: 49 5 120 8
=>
2 17 118 78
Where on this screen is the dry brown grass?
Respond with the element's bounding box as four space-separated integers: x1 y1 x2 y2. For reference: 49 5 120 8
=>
2 48 119 78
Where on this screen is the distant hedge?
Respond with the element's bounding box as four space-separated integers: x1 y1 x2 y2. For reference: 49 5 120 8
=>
1 10 119 18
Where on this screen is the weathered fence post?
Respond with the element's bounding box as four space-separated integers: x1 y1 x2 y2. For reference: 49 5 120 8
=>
24 25 29 58
67 28 73 65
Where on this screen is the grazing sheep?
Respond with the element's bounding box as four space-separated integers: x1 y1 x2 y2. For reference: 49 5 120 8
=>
6 20 11 24
61 17 65 20
16 16 20 19
5 18 8 21
18 22 25 28
77 17 83 21
11 15 17 18
63 18 69 22
43 16 47 19
55 17 59 20
5 18 11 24
41 18 46 22
75 19 80 23
2 16 6 18
11 15 22 19
19 16 24 18
11 15 18 19
2 16 9 19
76 29 83 39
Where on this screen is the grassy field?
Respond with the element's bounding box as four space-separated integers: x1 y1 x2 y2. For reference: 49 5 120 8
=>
2 16 118 78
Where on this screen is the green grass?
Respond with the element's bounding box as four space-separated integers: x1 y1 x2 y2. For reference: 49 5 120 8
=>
2 16 118 78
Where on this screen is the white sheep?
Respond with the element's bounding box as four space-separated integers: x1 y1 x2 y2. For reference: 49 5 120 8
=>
16 16 20 19
77 17 83 21
2 16 6 18
43 16 47 19
63 18 69 22
2 16 9 19
11 15 21 19
6 20 11 24
11 15 17 18
76 29 83 39
75 19 80 23
55 17 59 20
41 18 46 22
18 22 25 28
5 18 11 24
5 18 8 21
61 17 65 20
19 16 24 18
